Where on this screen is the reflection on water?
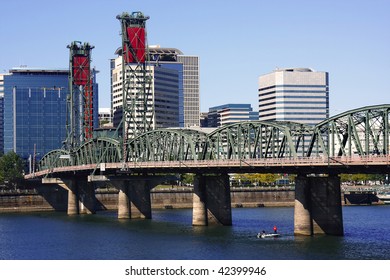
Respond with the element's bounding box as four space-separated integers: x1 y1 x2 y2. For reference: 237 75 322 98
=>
0 206 389 260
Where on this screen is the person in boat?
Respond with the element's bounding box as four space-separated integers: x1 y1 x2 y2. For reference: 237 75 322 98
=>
273 225 278 234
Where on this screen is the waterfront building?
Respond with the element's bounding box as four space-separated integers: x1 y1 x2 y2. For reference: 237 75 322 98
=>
2 67 99 165
258 68 329 126
203 104 258 128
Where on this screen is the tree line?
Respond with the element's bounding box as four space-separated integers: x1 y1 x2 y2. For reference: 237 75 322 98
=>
0 151 24 189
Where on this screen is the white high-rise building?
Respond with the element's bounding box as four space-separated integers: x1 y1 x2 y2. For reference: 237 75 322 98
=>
111 54 180 136
258 68 329 126
177 55 200 127
111 46 200 138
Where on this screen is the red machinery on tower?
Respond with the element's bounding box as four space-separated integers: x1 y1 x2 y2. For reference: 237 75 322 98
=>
67 41 95 147
117 12 152 162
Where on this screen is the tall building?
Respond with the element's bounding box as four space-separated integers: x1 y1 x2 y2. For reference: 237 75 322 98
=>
2 67 98 165
111 46 200 135
111 53 180 134
0 73 9 154
258 68 329 126
203 103 258 128
150 46 200 128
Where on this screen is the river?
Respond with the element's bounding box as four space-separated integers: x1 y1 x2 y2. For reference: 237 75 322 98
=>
0 206 389 260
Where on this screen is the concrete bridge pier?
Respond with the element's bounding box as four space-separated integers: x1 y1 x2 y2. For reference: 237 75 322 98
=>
294 174 343 236
192 173 232 226
65 179 79 216
42 178 97 215
42 178 79 215
78 180 96 214
117 181 130 219
113 179 152 219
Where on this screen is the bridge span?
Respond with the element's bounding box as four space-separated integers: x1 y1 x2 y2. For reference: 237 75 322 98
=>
24 104 390 236
25 155 390 237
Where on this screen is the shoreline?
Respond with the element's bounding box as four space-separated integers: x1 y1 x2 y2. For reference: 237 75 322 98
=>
0 187 386 214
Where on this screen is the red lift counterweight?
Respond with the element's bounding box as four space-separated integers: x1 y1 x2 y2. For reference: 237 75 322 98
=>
67 41 95 148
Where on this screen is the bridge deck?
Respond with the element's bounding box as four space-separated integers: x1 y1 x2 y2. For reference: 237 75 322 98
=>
25 155 390 179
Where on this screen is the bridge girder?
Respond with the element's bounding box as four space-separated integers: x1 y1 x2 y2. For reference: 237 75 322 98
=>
38 149 71 171
308 104 390 157
202 121 313 160
35 105 390 173
73 137 121 166
126 129 208 162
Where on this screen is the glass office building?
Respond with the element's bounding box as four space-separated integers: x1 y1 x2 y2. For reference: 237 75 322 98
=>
0 73 8 154
2 68 99 165
204 104 258 127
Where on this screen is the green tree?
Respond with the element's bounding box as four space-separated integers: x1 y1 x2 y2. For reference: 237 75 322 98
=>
0 151 24 189
181 173 194 186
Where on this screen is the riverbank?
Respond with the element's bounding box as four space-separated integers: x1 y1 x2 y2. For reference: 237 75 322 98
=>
2 186 386 213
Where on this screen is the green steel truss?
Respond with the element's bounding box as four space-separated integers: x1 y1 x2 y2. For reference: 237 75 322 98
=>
37 105 390 171
202 121 312 160
73 137 121 166
307 104 390 157
126 129 208 162
38 149 71 170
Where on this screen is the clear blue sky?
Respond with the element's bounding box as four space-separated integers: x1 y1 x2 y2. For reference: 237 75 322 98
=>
1 0 389 116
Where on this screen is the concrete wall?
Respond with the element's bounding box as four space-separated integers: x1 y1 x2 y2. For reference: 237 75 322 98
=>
0 188 295 213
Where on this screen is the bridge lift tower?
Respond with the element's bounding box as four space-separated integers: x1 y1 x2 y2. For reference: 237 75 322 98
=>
66 41 95 150
117 12 153 160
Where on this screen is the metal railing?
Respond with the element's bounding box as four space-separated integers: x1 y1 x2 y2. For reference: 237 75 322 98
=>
25 155 390 179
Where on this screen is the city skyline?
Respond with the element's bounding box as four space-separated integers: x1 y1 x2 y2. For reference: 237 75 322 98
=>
0 0 389 116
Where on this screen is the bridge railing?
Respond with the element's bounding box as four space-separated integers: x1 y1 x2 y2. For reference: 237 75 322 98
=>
25 155 390 179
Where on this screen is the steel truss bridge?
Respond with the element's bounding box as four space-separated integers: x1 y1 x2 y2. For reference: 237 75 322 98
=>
27 104 390 178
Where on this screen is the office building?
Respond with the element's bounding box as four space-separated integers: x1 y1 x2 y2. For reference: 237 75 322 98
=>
149 46 200 127
2 67 99 164
111 46 200 135
98 107 113 127
258 68 329 126
203 104 258 128
111 54 180 135
0 73 9 154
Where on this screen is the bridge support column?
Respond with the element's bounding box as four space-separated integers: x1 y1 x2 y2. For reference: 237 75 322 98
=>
128 180 152 219
117 181 130 219
294 174 343 236
66 179 79 216
46 178 96 215
192 174 232 226
42 178 79 215
113 180 152 219
78 180 96 214
294 175 312 235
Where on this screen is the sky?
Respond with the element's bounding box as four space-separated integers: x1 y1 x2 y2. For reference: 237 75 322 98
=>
0 0 389 116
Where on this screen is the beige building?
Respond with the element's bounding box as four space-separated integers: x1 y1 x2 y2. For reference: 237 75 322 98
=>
258 68 329 126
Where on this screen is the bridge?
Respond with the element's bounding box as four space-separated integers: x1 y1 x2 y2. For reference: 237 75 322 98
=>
23 11 390 237
25 104 390 236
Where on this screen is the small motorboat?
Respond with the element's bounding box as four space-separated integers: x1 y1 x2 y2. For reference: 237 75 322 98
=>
257 232 281 239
